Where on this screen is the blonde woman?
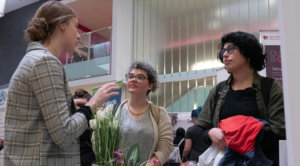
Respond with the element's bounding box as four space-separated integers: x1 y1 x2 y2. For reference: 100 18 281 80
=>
4 1 119 165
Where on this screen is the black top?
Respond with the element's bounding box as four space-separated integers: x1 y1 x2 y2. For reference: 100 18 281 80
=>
70 99 95 166
185 125 210 161
217 87 279 166
220 87 261 120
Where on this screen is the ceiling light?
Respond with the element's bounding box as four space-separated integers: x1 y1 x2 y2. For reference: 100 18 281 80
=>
0 0 6 18
191 60 224 71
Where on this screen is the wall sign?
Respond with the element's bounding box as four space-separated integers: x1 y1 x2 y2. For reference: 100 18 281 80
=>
260 30 283 85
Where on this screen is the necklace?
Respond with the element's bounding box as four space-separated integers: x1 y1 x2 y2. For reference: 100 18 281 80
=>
127 101 149 116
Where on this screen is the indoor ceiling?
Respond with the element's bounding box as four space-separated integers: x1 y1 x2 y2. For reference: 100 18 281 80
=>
66 0 112 31
4 0 112 32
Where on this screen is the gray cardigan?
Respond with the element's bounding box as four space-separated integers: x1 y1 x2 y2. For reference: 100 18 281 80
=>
116 100 174 165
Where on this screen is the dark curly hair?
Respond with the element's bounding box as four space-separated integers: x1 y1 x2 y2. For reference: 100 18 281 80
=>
218 31 266 71
127 61 158 96
175 127 185 138
73 89 91 101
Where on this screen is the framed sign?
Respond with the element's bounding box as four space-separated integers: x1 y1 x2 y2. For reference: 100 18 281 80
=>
260 30 283 85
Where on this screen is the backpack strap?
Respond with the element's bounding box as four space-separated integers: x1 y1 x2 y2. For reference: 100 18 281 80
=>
215 77 274 110
215 80 227 102
260 77 274 108
177 138 184 147
149 102 160 124
114 100 128 116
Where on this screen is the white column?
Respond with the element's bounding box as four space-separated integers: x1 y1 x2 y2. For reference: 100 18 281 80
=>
111 0 134 81
278 0 300 165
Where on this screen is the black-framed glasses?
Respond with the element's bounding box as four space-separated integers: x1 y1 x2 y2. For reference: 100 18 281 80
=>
125 74 148 82
219 45 235 60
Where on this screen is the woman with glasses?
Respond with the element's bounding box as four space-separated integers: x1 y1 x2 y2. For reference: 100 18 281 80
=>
116 61 173 166
197 31 285 166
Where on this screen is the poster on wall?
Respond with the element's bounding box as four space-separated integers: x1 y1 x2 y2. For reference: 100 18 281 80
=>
168 112 194 138
260 30 283 85
92 81 123 108
0 84 8 164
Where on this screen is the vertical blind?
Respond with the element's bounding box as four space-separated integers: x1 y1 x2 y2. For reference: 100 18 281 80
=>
133 0 278 112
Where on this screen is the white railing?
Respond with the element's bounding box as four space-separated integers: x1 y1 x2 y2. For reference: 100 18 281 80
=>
63 26 112 80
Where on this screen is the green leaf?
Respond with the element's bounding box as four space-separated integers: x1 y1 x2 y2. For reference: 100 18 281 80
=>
126 144 140 166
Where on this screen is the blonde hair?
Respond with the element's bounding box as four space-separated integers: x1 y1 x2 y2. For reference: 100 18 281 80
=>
25 1 76 42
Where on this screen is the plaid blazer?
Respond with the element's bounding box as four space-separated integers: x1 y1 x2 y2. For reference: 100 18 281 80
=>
4 42 88 166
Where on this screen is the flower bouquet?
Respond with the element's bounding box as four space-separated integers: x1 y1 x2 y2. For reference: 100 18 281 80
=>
90 104 141 166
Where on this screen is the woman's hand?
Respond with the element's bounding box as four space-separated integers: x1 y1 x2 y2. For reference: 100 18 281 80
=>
208 128 227 151
86 83 120 112
147 156 160 166
74 98 88 110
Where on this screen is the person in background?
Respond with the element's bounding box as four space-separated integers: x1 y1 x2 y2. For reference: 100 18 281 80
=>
4 1 119 165
173 127 185 160
190 108 200 124
182 107 209 162
73 89 95 166
197 31 285 166
115 61 173 166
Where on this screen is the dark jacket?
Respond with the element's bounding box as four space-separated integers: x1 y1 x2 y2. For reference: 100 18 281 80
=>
196 72 285 166
196 72 285 138
71 99 95 166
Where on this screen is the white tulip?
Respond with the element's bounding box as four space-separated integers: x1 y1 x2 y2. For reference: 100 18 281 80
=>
96 110 107 121
109 120 119 129
89 119 97 129
104 104 115 115
97 106 104 112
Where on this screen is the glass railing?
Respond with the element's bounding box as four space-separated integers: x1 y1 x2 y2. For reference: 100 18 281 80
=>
166 85 213 113
62 26 112 80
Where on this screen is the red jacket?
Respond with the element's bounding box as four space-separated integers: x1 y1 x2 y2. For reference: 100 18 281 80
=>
219 115 264 154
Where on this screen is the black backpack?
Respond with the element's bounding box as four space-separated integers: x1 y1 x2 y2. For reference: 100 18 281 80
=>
216 77 274 107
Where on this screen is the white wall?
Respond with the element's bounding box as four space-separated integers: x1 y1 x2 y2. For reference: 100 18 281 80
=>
112 0 134 81
133 0 166 68
278 0 300 165
216 68 266 83
216 68 229 83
